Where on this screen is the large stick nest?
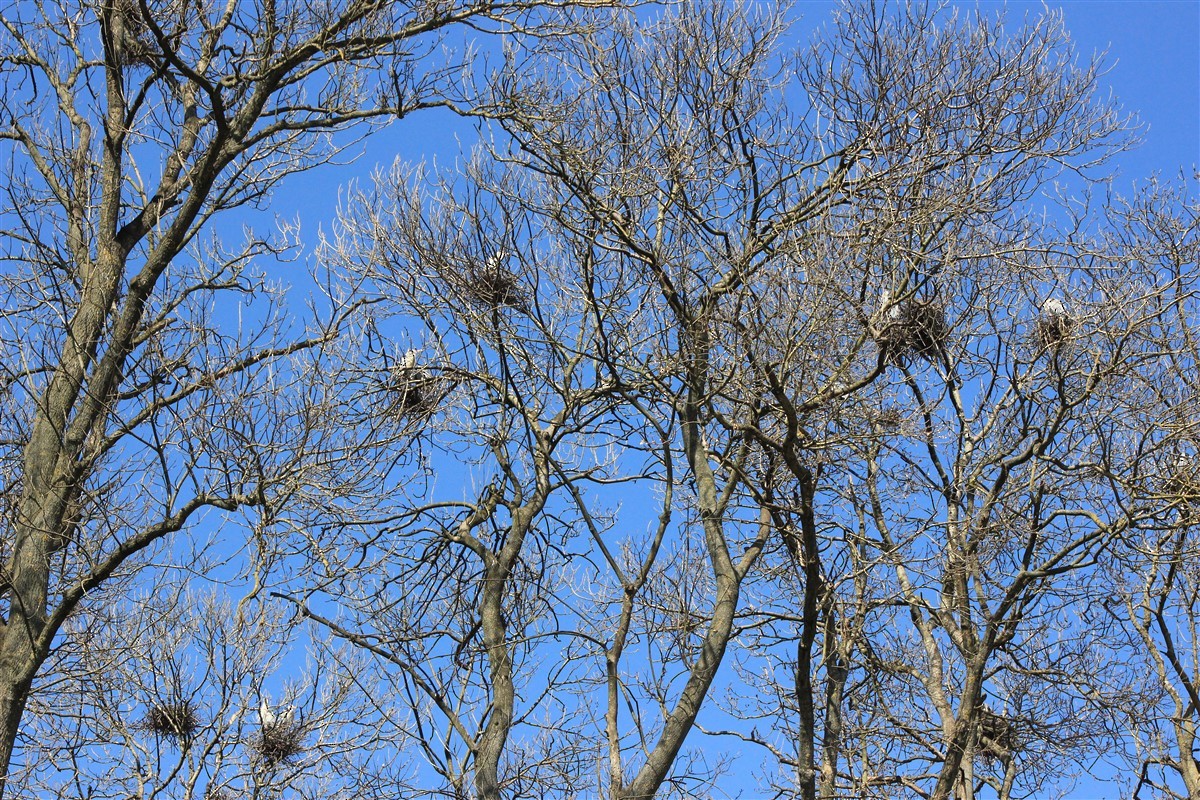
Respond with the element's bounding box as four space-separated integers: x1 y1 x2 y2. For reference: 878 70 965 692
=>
139 699 201 741
877 299 949 363
387 365 443 419
253 720 306 766
106 0 182 67
463 256 528 311
977 706 1019 760
1164 455 1200 508
1033 310 1074 350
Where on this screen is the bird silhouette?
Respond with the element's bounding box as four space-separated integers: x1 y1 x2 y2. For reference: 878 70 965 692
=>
278 706 296 728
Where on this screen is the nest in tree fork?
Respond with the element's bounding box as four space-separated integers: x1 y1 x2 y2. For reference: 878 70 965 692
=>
877 299 949 363
107 0 171 67
1034 311 1074 349
388 365 440 418
1165 456 1200 509
977 707 1018 760
254 720 306 766
140 699 201 740
464 261 527 310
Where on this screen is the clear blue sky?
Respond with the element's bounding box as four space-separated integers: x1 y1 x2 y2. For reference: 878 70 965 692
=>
1024 0 1199 178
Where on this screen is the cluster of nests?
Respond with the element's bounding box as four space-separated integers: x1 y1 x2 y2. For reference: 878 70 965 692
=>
874 291 1075 364
139 698 306 766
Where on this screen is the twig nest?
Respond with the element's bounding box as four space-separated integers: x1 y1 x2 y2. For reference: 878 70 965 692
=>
1034 298 1074 349
465 251 527 311
254 719 306 766
977 706 1018 760
106 0 178 67
140 699 201 741
872 407 904 431
1165 453 1200 503
387 349 442 418
876 295 949 363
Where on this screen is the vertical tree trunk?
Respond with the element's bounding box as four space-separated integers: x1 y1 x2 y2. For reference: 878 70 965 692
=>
474 559 515 800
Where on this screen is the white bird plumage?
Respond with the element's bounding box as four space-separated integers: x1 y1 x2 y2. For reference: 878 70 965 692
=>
880 289 901 320
401 348 418 371
258 697 276 728
278 706 296 727
485 249 509 273
1041 297 1067 317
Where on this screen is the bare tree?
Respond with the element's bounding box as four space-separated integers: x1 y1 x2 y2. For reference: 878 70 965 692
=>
306 2 1198 799
0 0 584 794
15 580 403 800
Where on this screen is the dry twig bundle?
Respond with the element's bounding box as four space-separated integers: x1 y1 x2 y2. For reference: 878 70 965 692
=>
977 706 1018 760
254 720 306 766
1034 313 1074 350
106 0 179 67
463 251 527 311
387 349 444 418
878 298 949 363
140 699 201 741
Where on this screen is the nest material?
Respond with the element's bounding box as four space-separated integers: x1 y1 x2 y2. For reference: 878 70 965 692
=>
873 407 903 430
107 0 161 66
977 707 1018 760
140 700 201 740
877 300 949 363
107 0 188 67
1164 458 1200 514
1033 311 1074 349
465 262 526 310
388 366 440 418
254 721 306 766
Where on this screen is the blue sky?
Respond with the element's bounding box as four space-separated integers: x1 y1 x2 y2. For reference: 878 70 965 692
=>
1031 0 1198 178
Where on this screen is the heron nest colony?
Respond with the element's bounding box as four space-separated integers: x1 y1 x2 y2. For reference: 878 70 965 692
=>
877 299 949 363
1034 309 1074 349
254 719 306 766
140 699 201 740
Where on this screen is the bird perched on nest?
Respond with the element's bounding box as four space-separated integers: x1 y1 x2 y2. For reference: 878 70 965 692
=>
875 287 948 363
399 348 427 380
277 705 296 728
258 696 298 730
1041 297 1067 317
879 288 902 321
258 696 276 728
1035 297 1073 348
390 348 437 417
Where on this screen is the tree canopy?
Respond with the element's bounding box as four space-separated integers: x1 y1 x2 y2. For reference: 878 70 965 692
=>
1 1 1197 799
